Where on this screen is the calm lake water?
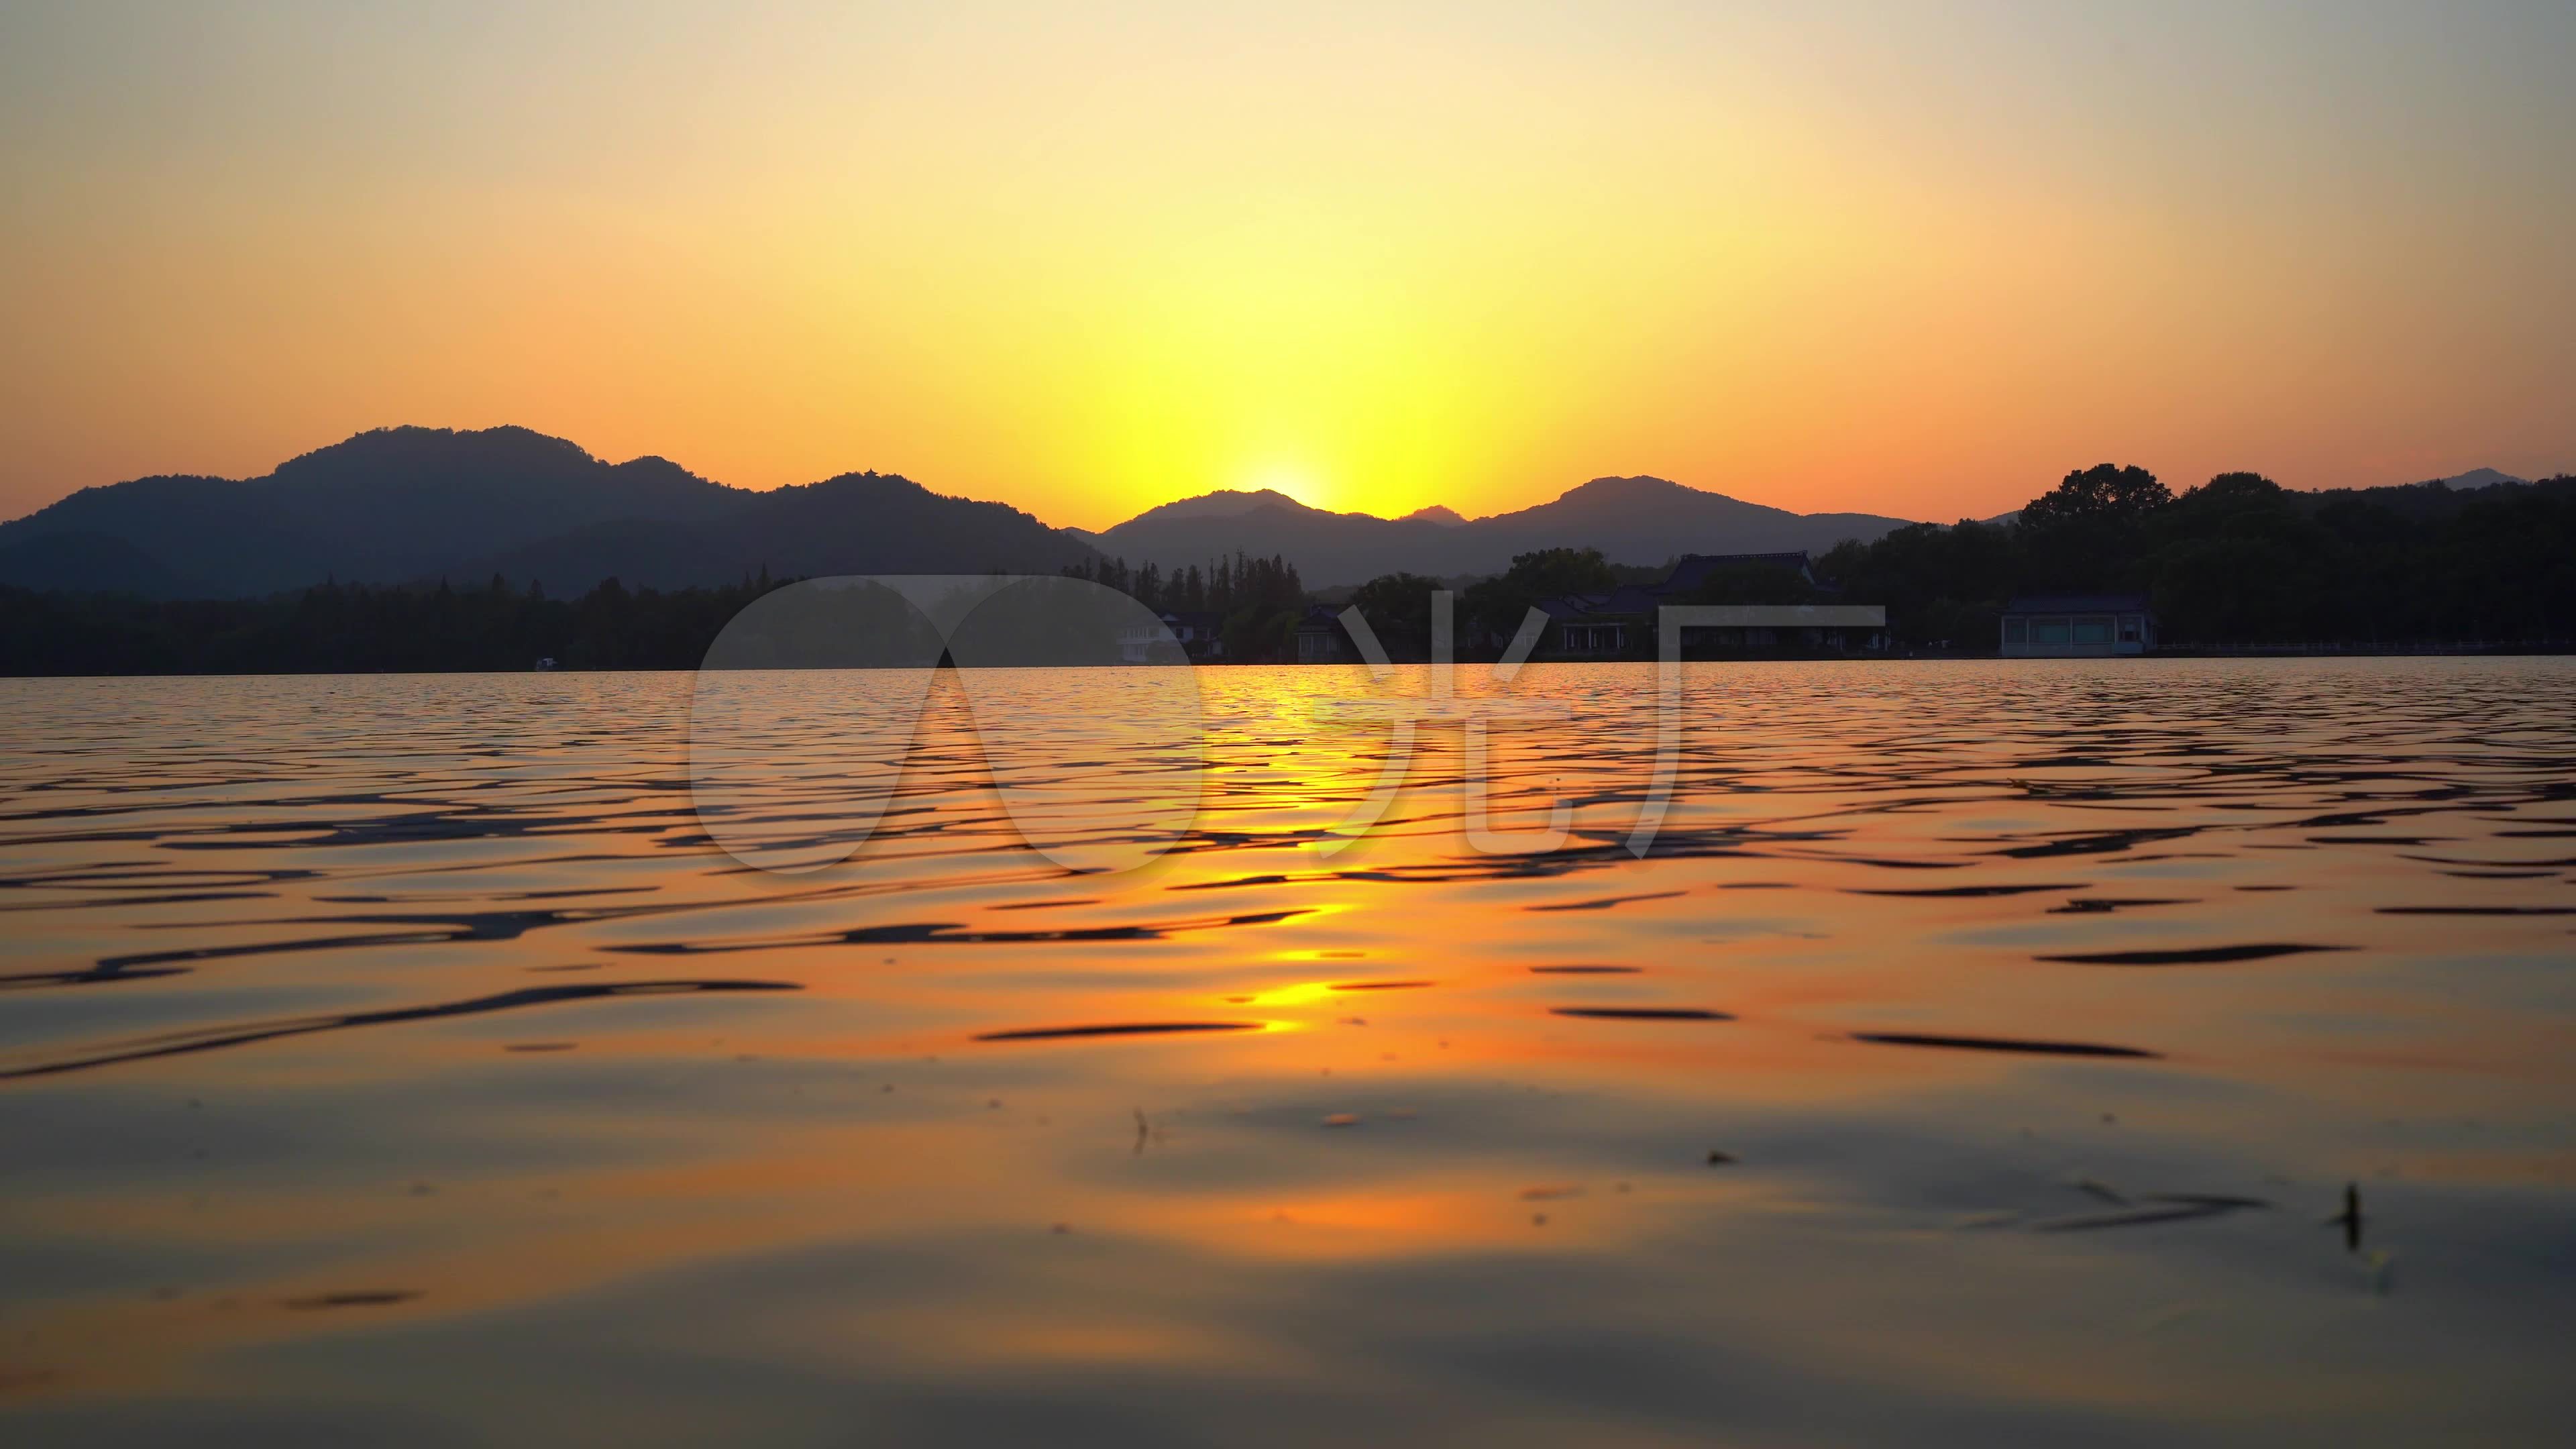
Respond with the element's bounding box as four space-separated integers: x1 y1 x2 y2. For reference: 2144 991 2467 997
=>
4 659 2573 1445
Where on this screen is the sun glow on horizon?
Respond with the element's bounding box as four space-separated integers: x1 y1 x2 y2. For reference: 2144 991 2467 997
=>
1 4 2571 527
1243 462 1332 514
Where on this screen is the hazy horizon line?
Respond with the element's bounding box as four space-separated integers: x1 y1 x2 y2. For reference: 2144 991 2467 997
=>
10 421 2559 540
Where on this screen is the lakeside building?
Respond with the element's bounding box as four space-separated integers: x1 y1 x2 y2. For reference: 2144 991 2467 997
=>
1999 594 2155 657
1119 610 1226 664
1536 552 1888 657
1295 604 1352 662
1660 603 1890 655
1208 551 1892 663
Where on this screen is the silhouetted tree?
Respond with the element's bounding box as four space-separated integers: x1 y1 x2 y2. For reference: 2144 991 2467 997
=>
1811 470 2576 649
1461 547 1615 642
1346 572 1447 659
2021 463 2171 530
1690 561 1816 605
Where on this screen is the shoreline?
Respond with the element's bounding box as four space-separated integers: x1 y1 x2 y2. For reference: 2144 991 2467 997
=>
7 647 2576 680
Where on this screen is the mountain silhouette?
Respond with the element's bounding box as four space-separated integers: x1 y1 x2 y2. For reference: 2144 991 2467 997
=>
31 427 2506 602
2416 466 2527 491
0 427 1094 597
0 530 211 597
1091 474 1918 585
0 434 1927 597
485 470 1103 590
1109 488 1311 525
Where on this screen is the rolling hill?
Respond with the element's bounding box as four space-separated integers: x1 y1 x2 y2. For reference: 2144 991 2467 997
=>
24 427 2518 604
0 427 1096 597
1091 476 1919 585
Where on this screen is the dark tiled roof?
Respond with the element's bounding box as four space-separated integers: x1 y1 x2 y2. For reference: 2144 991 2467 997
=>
1540 585 1660 619
2003 594 2152 614
1539 552 1831 621
1656 551 1813 596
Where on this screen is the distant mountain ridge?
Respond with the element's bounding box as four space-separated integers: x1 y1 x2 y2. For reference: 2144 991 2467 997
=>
0 431 1931 598
6 426 2548 601
2418 467 2525 491
0 426 1093 598
1089 475 1920 586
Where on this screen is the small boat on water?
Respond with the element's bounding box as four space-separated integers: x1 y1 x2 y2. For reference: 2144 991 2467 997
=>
533 657 559 672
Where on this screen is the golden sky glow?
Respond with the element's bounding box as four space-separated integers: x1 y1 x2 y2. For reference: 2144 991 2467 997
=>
3 2 2571 529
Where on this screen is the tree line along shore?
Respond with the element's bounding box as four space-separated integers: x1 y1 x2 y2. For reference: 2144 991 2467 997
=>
1 466 2569 674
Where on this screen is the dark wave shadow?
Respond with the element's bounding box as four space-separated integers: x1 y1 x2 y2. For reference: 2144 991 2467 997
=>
0 963 192 991
1525 891 1688 912
282 1289 423 1310
2033 1195 2271 1231
1847 884 2089 898
2046 898 2198 914
1851 1032 2157 1059
2375 906 2576 916
1992 827 2206 859
974 1022 1261 1042
1550 1008 1733 1022
0 979 800 1081
2036 943 2352 966
612 908 1311 955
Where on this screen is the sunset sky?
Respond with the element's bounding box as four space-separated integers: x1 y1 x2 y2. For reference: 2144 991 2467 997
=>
3 1 2571 529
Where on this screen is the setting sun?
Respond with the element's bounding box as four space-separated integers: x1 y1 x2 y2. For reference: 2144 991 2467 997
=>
1244 462 1330 512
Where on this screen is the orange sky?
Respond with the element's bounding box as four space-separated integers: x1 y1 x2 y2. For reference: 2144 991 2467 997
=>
3 3 2571 531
